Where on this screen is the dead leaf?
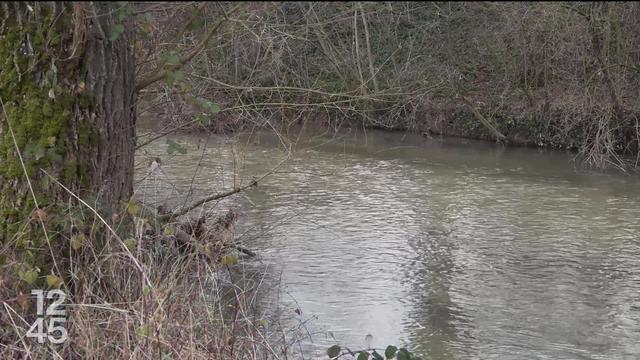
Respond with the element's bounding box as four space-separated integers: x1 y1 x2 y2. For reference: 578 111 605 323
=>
46 274 63 288
32 208 47 223
16 293 30 312
71 233 85 250
76 81 86 95
126 201 140 216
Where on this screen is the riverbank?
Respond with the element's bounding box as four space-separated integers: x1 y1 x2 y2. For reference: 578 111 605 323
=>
137 2 640 171
0 197 307 359
142 91 640 173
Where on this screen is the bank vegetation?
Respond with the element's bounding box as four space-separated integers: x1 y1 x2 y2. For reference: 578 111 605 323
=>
139 2 640 170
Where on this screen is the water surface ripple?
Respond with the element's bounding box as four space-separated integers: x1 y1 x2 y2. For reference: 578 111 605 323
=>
137 129 640 359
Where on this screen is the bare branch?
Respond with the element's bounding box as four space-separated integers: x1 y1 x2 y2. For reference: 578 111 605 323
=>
160 157 288 220
134 3 242 92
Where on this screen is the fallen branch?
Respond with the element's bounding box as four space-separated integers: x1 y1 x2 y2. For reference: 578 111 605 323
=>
234 245 257 257
160 181 256 220
460 95 506 143
159 157 288 220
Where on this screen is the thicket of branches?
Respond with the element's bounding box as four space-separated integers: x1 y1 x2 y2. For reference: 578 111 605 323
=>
138 2 640 169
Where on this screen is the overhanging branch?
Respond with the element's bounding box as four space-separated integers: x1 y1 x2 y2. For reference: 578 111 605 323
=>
159 157 288 220
134 4 241 92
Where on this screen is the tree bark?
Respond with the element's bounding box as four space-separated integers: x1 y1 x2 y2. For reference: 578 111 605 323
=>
0 2 136 266
77 2 137 205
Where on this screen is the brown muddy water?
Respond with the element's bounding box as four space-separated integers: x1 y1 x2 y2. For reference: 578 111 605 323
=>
136 126 640 359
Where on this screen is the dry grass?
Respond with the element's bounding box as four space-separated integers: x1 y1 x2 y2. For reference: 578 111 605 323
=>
0 202 308 360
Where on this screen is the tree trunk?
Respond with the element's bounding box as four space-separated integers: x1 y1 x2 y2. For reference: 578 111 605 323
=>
0 2 136 271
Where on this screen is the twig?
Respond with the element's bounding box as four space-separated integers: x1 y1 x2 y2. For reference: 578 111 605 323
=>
460 95 506 143
134 4 242 92
234 245 256 257
358 2 378 92
160 157 288 220
2 303 32 358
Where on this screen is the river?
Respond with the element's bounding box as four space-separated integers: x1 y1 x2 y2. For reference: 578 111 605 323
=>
136 127 640 359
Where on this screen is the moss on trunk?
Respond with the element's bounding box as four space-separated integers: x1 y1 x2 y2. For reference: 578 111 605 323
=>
0 2 136 287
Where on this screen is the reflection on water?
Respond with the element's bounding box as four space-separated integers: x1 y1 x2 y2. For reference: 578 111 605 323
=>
136 128 640 359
